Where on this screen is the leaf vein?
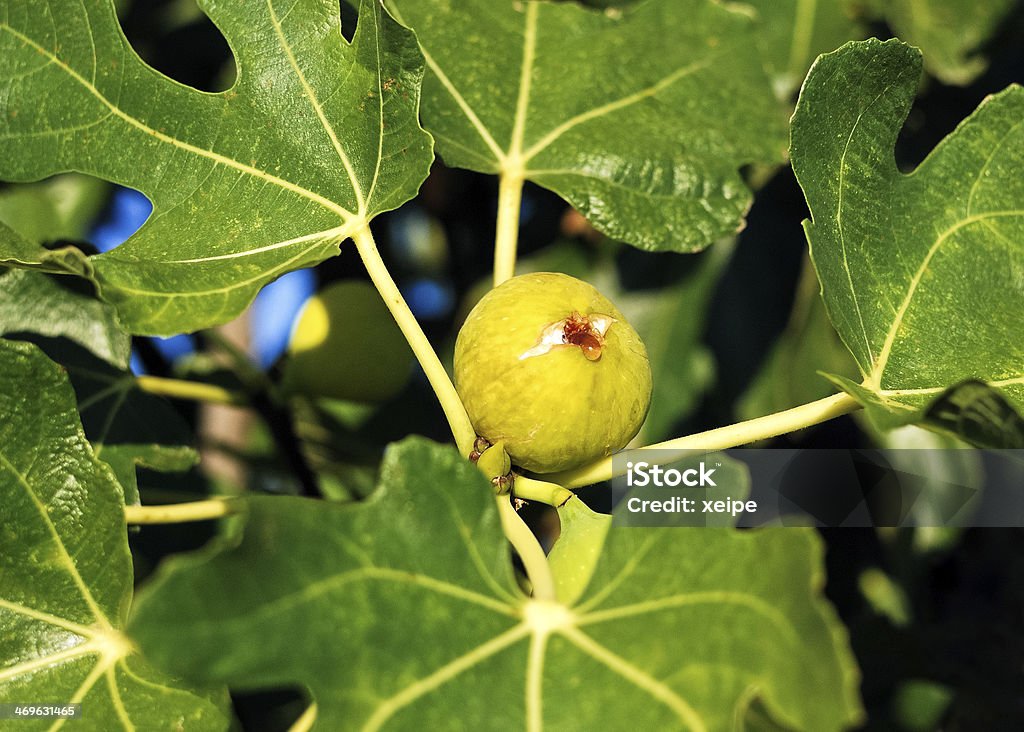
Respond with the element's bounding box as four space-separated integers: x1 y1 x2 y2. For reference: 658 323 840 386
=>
576 590 800 647
0 451 112 630
385 4 505 163
520 54 718 163
560 626 706 732
834 76 903 373
266 0 365 213
870 209 1024 386
361 623 530 732
0 22 352 219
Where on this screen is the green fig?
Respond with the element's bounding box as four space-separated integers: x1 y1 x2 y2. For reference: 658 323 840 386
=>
454 272 652 474
283 280 413 402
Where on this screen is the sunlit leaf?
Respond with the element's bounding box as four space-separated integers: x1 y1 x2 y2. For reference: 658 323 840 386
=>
0 338 229 730
386 0 786 252
132 437 860 731
0 0 432 334
792 39 1024 445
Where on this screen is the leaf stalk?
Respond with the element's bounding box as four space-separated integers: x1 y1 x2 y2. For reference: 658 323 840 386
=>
493 170 525 286
496 496 556 602
123 498 238 524
352 224 476 455
513 475 573 507
135 376 244 406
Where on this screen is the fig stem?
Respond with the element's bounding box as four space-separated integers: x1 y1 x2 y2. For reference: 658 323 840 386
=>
136 375 245 406
514 476 574 507
493 169 525 286
124 497 239 524
353 224 476 455
496 496 556 601
551 391 863 489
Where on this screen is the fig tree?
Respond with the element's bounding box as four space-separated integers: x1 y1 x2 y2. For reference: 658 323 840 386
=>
454 272 652 474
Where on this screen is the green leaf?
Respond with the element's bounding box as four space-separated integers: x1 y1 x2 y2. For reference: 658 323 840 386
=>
61 339 198 504
550 451 751 603
922 380 1024 449
881 0 1016 85
0 174 130 366
742 0 864 99
385 0 786 252
569 526 861 730
0 270 131 369
131 437 860 730
549 496 612 606
791 39 1024 443
0 339 229 730
0 219 94 276
0 0 432 335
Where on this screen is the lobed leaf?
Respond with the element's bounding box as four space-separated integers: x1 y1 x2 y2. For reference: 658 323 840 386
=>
131 437 860 731
0 339 229 730
792 39 1024 445
0 0 433 334
385 0 786 253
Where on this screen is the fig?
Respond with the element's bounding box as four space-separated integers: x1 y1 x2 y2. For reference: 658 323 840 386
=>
454 272 652 473
283 280 413 402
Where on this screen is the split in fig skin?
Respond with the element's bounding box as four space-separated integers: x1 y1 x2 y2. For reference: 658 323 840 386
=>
518 311 614 362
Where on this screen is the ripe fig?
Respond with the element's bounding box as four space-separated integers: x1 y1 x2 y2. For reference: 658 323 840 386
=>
454 272 651 474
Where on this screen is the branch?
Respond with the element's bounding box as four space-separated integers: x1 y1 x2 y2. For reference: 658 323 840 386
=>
288 703 318 732
514 475 573 507
551 392 862 489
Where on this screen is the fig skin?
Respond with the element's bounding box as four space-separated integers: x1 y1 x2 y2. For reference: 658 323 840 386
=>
454 272 652 474
283 280 413 402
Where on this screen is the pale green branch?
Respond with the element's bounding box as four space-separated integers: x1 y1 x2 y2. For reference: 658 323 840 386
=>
493 171 525 286
288 703 318 732
514 475 573 507
551 392 862 489
352 224 476 455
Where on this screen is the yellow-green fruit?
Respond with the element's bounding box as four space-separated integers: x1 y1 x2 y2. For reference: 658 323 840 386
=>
454 272 652 474
283 280 413 402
